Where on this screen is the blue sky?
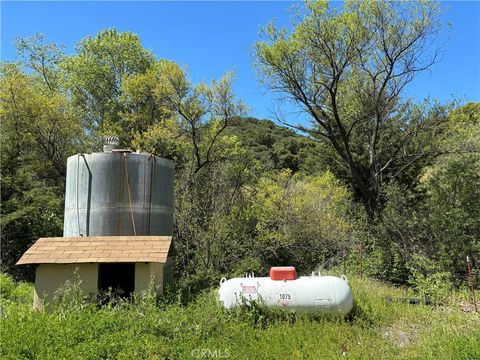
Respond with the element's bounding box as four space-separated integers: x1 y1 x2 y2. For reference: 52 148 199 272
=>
1 1 479 121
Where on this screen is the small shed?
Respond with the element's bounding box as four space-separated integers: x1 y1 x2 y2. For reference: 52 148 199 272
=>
16 236 174 308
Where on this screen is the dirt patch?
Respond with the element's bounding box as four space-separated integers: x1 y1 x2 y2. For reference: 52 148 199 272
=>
381 324 420 348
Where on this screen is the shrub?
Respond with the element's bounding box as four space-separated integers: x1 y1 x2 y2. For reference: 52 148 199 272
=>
407 255 453 305
253 170 356 273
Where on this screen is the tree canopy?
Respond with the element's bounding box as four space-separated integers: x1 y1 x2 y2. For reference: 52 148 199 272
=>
255 0 446 219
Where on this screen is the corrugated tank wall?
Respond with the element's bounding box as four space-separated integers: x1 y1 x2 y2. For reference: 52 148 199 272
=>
63 151 174 237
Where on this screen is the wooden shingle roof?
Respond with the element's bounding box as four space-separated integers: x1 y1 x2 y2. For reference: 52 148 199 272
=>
16 236 173 265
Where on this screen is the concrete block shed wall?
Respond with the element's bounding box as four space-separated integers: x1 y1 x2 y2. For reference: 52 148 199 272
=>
151 263 165 292
34 263 99 309
134 263 165 294
34 262 166 308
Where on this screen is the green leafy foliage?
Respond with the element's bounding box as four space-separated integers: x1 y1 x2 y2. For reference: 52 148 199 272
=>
407 255 453 305
255 0 448 218
0 63 79 279
253 170 355 272
227 117 329 174
364 104 480 286
61 28 156 139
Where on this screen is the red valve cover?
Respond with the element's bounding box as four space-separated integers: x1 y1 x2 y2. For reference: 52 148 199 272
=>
270 266 297 280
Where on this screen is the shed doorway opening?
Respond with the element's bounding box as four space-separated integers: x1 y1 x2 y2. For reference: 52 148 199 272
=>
98 263 135 298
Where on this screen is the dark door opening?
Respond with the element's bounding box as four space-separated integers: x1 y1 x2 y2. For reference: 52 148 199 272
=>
98 263 135 298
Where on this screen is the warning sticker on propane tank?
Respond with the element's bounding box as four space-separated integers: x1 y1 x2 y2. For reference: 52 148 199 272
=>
240 282 260 294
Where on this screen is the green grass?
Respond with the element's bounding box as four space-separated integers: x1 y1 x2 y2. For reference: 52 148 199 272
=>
1 272 479 359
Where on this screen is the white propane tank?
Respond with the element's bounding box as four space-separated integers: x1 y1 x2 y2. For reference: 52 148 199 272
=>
218 267 353 316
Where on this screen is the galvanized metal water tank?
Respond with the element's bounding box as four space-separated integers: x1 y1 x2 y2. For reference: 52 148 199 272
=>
63 138 174 237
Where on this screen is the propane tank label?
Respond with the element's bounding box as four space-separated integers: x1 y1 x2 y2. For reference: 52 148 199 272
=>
276 287 295 307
